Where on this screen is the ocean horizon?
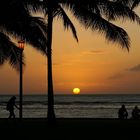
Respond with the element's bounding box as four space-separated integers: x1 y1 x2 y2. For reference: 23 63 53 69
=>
0 94 140 118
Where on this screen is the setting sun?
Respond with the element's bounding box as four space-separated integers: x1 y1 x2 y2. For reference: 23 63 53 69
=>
73 88 80 94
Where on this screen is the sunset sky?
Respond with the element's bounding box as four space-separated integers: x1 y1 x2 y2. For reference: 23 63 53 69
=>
0 7 140 95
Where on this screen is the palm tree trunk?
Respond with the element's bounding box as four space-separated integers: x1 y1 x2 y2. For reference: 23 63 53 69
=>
47 4 56 123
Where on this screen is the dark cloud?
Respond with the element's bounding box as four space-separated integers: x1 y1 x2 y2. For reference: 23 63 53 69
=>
82 50 106 55
90 50 105 54
128 64 140 71
108 73 126 80
108 64 140 80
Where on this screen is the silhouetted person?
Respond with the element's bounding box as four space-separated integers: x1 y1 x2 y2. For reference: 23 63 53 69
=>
118 105 128 119
6 96 19 118
132 106 140 119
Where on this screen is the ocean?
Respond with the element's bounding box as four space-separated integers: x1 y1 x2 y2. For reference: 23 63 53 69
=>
0 94 140 118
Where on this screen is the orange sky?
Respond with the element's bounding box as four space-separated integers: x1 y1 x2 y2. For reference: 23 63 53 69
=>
0 7 140 95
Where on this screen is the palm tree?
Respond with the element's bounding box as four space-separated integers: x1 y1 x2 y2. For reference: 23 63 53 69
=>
24 0 140 122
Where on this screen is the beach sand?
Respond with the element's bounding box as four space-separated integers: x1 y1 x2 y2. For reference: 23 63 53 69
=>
0 118 140 139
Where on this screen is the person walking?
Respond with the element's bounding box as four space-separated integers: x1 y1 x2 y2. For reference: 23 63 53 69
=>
6 96 19 118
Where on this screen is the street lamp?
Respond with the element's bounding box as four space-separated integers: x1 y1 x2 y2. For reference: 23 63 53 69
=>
18 40 25 119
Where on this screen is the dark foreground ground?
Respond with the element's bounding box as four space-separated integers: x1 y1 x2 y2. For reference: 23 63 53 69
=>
0 118 140 139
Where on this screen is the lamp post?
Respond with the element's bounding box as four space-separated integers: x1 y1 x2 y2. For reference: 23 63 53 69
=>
18 41 24 119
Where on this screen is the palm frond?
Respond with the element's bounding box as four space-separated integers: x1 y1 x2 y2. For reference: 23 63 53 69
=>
8 45 24 72
0 32 24 71
131 0 140 9
24 0 46 14
111 0 140 9
112 0 135 7
54 4 78 42
2 16 48 55
63 0 140 23
27 17 48 54
64 4 130 50
98 1 140 23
